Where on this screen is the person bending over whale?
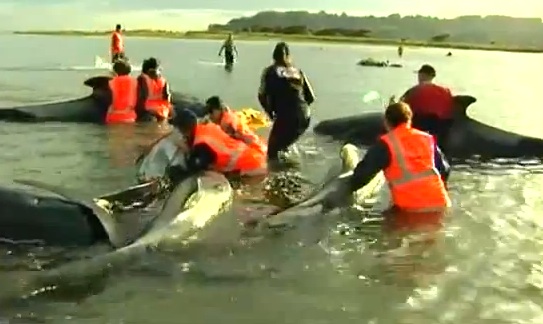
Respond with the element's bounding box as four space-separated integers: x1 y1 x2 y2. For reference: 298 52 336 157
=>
326 102 451 213
104 60 137 124
258 42 315 166
135 57 172 122
397 64 454 152
166 109 267 182
204 96 267 155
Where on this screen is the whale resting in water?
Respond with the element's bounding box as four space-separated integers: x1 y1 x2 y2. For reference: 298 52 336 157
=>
0 75 206 123
261 143 388 230
314 95 543 159
357 58 402 68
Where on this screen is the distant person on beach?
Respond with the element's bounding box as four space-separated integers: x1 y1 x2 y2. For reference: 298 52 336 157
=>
398 45 404 58
111 24 125 63
218 33 238 66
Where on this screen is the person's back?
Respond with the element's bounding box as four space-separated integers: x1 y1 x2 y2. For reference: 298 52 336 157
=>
193 122 266 175
106 61 137 124
136 58 171 122
380 123 450 211
404 82 453 120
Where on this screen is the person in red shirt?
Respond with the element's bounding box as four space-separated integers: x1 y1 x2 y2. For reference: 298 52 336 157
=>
400 64 454 152
111 24 125 63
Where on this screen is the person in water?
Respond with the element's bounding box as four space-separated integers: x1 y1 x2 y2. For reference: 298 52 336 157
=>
135 57 172 122
218 33 238 66
399 64 454 152
105 60 137 124
204 96 267 154
166 109 267 182
111 24 125 63
258 42 315 164
326 102 451 212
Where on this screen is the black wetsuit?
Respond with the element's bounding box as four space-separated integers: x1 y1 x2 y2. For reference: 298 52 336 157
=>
221 41 236 65
111 52 126 63
349 139 450 192
135 73 171 122
258 64 315 160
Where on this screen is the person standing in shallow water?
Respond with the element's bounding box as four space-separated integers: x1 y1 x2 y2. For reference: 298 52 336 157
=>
257 42 315 166
110 24 125 63
218 33 238 67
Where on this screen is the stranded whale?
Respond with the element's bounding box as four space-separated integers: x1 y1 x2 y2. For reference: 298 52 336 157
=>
0 76 206 123
313 95 543 159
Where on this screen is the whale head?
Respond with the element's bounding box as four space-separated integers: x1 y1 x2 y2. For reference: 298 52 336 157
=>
340 143 360 172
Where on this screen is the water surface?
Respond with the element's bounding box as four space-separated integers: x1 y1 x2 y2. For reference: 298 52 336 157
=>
0 34 542 324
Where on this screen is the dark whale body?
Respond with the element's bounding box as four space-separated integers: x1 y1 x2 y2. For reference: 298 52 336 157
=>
313 95 543 159
0 76 206 123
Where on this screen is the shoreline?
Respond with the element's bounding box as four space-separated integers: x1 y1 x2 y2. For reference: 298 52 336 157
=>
12 30 543 54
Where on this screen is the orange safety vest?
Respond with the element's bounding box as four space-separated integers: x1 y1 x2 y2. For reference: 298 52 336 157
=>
106 75 137 124
219 109 267 154
141 74 172 120
380 123 450 212
193 123 267 176
111 31 124 54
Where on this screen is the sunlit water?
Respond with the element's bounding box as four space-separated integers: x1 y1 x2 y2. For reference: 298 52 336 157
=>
0 34 541 323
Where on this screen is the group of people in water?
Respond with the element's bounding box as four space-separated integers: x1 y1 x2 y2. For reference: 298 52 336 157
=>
107 23 457 218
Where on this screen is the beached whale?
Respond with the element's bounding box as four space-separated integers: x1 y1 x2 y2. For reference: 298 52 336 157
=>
313 95 543 159
0 172 232 301
0 75 206 123
357 58 402 68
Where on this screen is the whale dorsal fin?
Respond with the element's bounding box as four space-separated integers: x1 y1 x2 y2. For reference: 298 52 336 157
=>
83 76 112 91
452 95 477 120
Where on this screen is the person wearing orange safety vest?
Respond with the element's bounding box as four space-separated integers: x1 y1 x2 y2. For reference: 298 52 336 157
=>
135 57 172 122
111 24 125 63
325 102 451 214
204 95 267 154
104 61 137 124
165 109 267 182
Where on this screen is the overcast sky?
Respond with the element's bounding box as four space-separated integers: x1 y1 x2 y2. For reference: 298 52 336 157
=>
1 0 542 30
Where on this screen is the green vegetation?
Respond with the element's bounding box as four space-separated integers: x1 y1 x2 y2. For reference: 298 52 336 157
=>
13 10 543 53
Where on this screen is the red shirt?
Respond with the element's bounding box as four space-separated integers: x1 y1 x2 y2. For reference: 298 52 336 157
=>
403 83 453 120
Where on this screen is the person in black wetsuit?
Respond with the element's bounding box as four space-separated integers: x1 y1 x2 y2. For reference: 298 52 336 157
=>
258 42 315 165
218 33 238 66
135 57 172 122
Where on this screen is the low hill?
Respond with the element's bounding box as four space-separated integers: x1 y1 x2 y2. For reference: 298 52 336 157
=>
208 10 543 48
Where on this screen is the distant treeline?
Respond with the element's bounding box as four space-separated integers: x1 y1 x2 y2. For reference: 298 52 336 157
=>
208 10 543 47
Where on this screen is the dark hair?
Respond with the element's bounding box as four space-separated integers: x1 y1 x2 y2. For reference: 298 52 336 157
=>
385 102 412 127
112 60 131 75
417 64 436 77
272 42 290 66
115 24 121 30
205 96 224 113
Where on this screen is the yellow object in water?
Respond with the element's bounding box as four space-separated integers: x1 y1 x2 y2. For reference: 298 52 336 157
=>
235 108 271 130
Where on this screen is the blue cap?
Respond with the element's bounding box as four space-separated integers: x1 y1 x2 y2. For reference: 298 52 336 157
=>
169 108 197 129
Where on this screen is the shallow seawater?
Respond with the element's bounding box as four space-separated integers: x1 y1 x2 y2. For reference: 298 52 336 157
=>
0 34 541 323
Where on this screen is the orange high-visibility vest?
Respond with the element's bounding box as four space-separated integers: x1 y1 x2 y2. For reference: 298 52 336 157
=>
106 75 137 124
219 109 267 154
141 74 172 120
193 123 266 176
380 123 450 212
111 31 124 54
